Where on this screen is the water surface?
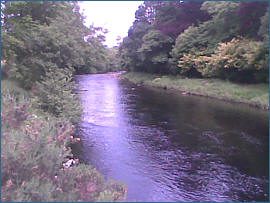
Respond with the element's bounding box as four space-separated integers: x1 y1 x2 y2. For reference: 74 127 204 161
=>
74 73 269 202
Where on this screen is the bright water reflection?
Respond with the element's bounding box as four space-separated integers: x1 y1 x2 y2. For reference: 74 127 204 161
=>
74 73 269 202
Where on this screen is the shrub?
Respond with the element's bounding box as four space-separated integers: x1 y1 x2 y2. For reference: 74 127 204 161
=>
177 51 205 78
56 165 126 201
178 38 269 83
34 68 81 123
1 81 126 202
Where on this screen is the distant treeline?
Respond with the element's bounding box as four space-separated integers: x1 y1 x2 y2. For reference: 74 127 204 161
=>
119 1 269 83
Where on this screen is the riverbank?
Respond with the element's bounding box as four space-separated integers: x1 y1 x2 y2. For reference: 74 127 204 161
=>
1 79 126 202
121 72 269 110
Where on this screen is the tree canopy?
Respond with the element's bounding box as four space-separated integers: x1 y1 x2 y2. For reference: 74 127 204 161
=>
1 1 117 89
119 1 269 83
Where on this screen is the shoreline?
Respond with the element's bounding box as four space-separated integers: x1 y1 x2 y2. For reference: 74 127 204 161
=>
120 72 269 111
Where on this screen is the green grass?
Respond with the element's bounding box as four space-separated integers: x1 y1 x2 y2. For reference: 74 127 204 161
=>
121 72 269 109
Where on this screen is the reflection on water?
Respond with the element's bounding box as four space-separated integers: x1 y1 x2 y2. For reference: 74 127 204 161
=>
74 73 269 202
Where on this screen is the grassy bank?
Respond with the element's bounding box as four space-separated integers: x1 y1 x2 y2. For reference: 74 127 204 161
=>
121 72 269 109
1 79 126 202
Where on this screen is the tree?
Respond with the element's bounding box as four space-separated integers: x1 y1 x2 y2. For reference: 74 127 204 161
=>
137 30 173 73
2 1 112 88
154 1 211 39
119 1 210 74
119 20 151 71
236 2 268 38
120 0 268 82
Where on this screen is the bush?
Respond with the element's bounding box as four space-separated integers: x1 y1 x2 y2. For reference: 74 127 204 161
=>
56 165 126 201
177 52 204 78
178 38 269 83
1 81 126 202
1 86 68 201
34 68 81 123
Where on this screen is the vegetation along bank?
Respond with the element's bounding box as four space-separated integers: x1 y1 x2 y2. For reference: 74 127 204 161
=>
1 1 125 201
1 1 269 201
118 1 269 110
121 72 269 110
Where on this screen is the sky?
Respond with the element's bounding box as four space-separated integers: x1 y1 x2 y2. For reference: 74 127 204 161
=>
79 1 142 47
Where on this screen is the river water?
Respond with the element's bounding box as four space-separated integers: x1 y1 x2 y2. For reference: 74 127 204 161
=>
74 73 269 202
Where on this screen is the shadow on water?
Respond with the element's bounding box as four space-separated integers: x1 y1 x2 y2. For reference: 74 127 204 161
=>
72 73 269 202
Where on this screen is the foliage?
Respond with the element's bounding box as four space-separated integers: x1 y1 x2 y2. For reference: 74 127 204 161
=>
258 9 269 42
1 1 113 89
171 1 241 66
105 47 123 72
56 165 126 201
34 68 81 123
1 2 127 201
119 1 210 74
137 30 173 73
170 25 203 66
153 1 211 39
120 1 268 83
119 21 152 71
1 80 126 202
236 2 268 38
178 38 269 82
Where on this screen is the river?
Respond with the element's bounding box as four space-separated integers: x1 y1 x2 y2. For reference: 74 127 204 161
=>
73 73 269 202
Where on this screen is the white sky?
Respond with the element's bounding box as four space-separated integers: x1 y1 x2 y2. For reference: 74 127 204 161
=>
79 1 143 47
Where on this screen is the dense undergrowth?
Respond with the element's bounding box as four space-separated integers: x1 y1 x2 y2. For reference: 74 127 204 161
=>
1 2 126 201
1 79 126 201
121 72 269 109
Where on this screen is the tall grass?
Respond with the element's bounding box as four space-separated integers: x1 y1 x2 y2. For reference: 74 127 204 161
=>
121 72 269 109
